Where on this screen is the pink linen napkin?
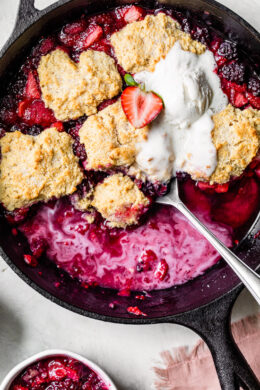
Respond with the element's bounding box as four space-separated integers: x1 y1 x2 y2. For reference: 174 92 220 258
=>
153 314 260 389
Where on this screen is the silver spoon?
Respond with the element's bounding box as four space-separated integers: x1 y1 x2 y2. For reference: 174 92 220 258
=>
156 179 260 305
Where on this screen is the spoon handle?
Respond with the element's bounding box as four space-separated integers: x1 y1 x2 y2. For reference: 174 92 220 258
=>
175 201 260 305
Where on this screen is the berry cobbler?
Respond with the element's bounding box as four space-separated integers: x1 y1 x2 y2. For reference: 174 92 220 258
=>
0 5 259 294
9 355 109 390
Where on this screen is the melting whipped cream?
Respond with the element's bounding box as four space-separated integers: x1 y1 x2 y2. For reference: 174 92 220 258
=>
134 42 228 182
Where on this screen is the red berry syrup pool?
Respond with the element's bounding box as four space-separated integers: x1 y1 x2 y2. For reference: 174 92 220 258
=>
19 175 259 292
0 4 259 293
10 355 109 390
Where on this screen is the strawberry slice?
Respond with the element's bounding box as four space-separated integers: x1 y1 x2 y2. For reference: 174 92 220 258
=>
246 91 260 110
64 20 87 35
123 6 144 23
121 86 163 128
82 24 103 49
18 100 28 117
232 91 248 108
25 72 41 100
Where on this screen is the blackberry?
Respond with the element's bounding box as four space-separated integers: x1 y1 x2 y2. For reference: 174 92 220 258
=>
192 26 210 45
248 76 260 96
73 139 87 160
0 128 5 138
222 62 246 84
217 41 238 60
26 124 43 136
181 17 192 34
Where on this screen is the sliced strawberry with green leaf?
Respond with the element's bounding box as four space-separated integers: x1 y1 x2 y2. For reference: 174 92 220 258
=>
124 73 138 87
121 86 163 128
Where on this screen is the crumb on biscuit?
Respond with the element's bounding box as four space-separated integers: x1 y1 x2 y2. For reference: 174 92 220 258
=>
79 100 149 170
210 104 260 184
38 49 122 121
0 128 83 211
91 173 149 228
110 13 205 73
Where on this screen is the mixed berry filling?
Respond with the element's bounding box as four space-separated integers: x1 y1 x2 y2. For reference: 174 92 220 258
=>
10 356 109 390
0 5 259 294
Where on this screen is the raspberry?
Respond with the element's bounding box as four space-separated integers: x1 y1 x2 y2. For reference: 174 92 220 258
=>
217 41 238 60
221 62 246 84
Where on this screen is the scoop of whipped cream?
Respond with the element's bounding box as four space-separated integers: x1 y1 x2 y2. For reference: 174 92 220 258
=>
134 41 228 182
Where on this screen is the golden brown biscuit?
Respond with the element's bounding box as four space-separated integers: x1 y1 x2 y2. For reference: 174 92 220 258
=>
110 13 205 73
210 105 260 184
79 100 149 170
91 173 149 228
0 128 83 211
38 49 122 121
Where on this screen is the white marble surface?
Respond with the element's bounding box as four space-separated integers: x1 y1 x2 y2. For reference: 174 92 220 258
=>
0 1 259 389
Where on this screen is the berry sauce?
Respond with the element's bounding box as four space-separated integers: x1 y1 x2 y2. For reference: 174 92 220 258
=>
10 356 109 390
0 5 259 292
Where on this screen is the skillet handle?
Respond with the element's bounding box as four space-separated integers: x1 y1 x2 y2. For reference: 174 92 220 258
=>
170 289 260 390
16 0 40 30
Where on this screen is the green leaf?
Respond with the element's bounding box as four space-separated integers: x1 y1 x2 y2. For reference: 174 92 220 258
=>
124 74 138 87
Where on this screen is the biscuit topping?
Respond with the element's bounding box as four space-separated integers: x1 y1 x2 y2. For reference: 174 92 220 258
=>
210 105 260 183
0 128 83 211
111 13 205 73
91 174 149 228
38 49 122 121
79 100 149 170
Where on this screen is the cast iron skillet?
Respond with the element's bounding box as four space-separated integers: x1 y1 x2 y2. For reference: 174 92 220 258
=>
0 0 259 388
